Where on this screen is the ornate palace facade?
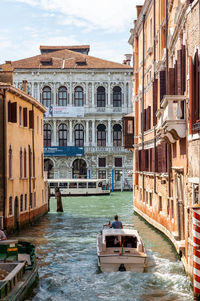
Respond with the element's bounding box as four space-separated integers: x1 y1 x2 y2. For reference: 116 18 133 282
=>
7 46 133 189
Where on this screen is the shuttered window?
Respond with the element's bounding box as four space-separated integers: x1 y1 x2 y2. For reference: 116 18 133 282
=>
23 108 27 127
29 110 34 129
153 79 158 126
160 70 166 104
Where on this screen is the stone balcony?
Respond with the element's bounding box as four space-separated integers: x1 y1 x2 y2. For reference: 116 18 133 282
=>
84 146 130 154
156 95 186 143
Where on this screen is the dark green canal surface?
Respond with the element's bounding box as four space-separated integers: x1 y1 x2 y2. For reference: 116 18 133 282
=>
11 192 193 300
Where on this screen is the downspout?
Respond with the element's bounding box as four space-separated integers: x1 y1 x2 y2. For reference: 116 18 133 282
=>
153 0 157 192
2 89 6 228
142 14 145 200
165 0 171 198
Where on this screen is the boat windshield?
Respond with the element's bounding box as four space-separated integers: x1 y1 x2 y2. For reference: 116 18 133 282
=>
106 236 137 248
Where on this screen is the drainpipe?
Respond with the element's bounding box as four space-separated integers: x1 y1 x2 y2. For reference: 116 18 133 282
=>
153 0 157 192
142 14 145 200
2 89 6 228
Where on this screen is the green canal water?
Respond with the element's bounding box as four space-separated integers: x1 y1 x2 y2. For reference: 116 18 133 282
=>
11 192 193 300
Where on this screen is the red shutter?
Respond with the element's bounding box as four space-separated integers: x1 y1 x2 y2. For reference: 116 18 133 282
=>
182 45 186 94
8 101 12 122
194 50 199 122
141 149 146 171
23 108 27 127
143 109 146 132
153 79 158 126
160 70 166 103
29 110 34 129
189 56 194 133
11 102 17 123
168 68 175 95
177 49 182 95
174 61 178 95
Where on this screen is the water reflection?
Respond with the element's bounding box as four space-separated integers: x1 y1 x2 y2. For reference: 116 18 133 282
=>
10 192 193 301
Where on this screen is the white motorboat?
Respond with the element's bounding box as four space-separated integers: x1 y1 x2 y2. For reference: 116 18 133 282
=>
97 224 147 272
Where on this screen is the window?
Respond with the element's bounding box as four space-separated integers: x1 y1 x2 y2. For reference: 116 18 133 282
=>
167 199 170 216
29 146 32 178
113 86 122 107
20 148 23 178
74 86 84 106
9 197 13 215
115 157 122 167
74 124 84 147
24 148 27 178
23 108 27 127
97 124 106 146
193 185 199 204
115 170 121 181
149 192 152 207
127 120 133 134
20 195 23 212
99 157 106 167
25 194 27 210
113 124 122 146
8 101 17 123
58 86 67 106
29 110 34 129
97 86 106 107
78 182 87 188
98 170 106 179
34 192 36 207
69 182 77 189
9 145 12 179
159 195 162 212
59 124 67 146
88 182 96 188
44 124 51 147
30 193 33 209
146 191 148 204
42 86 51 107
19 106 22 125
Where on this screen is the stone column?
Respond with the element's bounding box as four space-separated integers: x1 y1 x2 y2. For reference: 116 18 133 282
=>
108 81 111 106
53 120 57 146
69 81 72 105
69 120 73 146
85 120 89 146
92 82 95 107
86 82 88 106
107 119 111 146
92 119 95 146
53 83 57 106
37 82 40 102
31 81 34 97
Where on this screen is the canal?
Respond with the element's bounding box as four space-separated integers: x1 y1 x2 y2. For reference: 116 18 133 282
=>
11 192 193 300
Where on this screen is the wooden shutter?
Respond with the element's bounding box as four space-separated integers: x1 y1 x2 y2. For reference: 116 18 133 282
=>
194 50 199 122
160 70 166 103
153 79 158 126
174 61 177 95
8 101 12 122
157 142 167 173
145 149 149 171
141 149 146 171
182 45 186 94
189 56 194 133
11 102 17 123
29 110 34 129
177 49 182 95
146 106 151 130
23 108 27 127
143 109 146 132
168 68 175 95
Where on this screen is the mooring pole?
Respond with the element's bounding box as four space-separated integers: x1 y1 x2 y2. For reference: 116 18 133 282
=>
192 204 200 300
55 187 63 212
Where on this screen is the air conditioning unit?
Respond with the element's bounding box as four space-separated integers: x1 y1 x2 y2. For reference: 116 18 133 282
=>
0 216 4 229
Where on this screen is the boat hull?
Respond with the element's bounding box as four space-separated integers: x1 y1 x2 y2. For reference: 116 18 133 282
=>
98 254 147 272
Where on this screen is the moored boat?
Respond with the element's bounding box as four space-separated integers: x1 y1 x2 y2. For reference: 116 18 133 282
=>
0 240 38 300
97 224 147 272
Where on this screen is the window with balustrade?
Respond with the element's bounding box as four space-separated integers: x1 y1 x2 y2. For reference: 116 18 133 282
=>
97 86 106 107
74 124 84 146
59 123 67 146
58 86 67 106
44 123 51 147
42 86 51 107
74 86 84 106
113 86 122 107
113 124 122 146
97 124 106 146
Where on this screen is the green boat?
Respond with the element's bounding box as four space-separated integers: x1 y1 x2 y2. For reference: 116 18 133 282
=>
0 240 38 300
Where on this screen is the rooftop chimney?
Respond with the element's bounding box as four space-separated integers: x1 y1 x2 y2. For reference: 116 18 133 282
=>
136 5 143 18
22 80 28 93
123 54 132 66
0 61 14 85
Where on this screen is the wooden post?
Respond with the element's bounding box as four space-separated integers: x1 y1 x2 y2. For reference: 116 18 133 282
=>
55 187 63 212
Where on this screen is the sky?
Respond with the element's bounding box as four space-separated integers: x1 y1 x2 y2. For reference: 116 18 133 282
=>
0 0 144 65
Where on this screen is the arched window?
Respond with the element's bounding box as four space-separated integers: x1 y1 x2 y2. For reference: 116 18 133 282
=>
9 196 13 215
97 86 106 107
74 124 84 146
59 123 67 146
58 86 67 106
97 124 106 147
74 86 84 106
9 145 12 179
42 86 51 107
20 148 23 178
113 124 122 146
44 124 51 147
113 86 122 107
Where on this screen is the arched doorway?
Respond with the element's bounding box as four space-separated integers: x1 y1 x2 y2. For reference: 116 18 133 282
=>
14 196 19 231
72 159 87 179
44 158 54 179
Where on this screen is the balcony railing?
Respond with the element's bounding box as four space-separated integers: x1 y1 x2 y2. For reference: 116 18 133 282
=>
84 146 130 153
156 95 186 143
